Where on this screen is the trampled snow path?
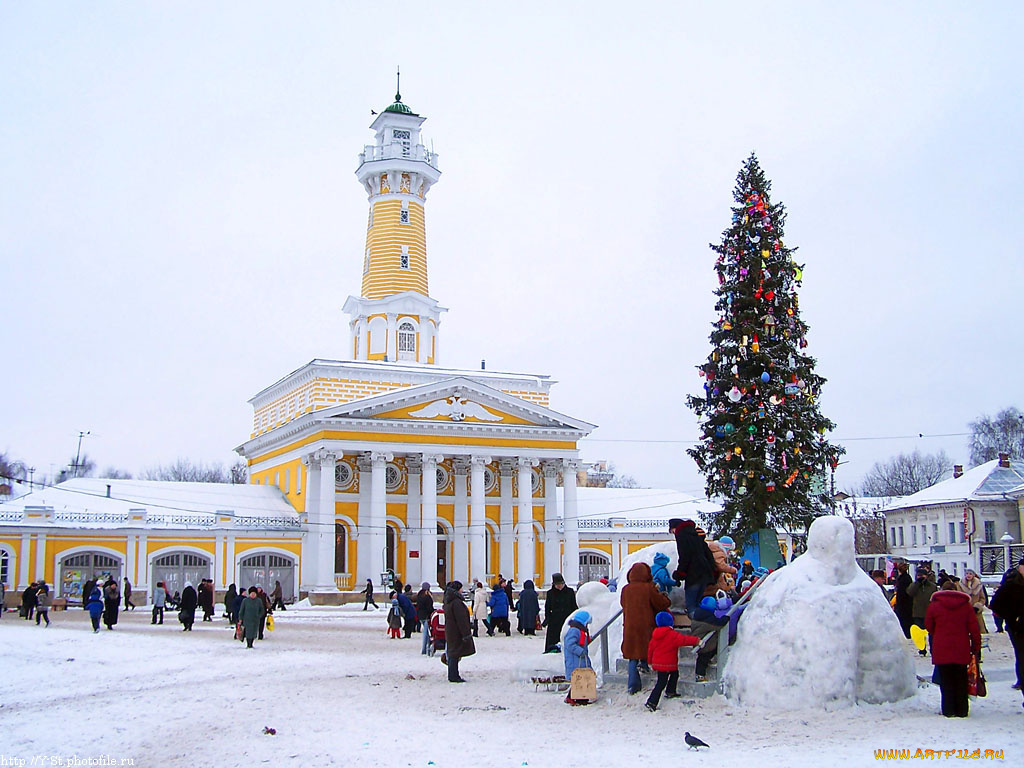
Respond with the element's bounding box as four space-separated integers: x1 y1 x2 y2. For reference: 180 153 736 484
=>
0 606 1020 767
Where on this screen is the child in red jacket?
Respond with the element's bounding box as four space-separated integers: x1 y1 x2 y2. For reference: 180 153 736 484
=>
645 611 700 711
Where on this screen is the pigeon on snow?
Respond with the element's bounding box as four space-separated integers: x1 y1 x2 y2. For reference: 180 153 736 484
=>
684 732 709 750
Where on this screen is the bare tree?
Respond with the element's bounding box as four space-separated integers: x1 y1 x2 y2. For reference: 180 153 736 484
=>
229 460 249 485
968 407 1024 466
607 472 641 489
59 452 96 481
143 458 230 483
858 450 952 497
0 452 27 483
99 467 133 479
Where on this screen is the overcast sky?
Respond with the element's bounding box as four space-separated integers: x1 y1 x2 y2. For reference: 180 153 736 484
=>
2 3 1021 495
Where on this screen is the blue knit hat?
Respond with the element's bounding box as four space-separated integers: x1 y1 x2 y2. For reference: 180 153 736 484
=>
700 596 717 612
574 610 591 625
655 611 674 627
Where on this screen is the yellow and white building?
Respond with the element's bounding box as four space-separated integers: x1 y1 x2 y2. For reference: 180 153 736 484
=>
0 88 713 605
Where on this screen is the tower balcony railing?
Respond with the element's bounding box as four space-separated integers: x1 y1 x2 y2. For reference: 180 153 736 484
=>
359 143 439 168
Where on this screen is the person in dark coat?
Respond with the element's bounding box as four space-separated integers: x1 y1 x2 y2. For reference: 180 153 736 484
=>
517 580 540 636
81 578 96 611
362 578 378 610
893 561 913 638
669 519 716 617
123 577 135 611
907 566 938 655
22 582 39 621
178 581 198 631
542 573 577 653
487 580 511 636
270 580 286 612
925 581 982 717
442 581 474 683
232 587 247 627
395 588 416 639
224 584 238 622
989 557 1024 703
102 578 120 630
238 586 265 648
86 585 104 632
415 582 434 654
620 561 671 694
200 579 216 621
256 587 272 640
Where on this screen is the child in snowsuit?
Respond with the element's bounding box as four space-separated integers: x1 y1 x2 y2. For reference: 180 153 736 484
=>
651 552 678 594
563 610 593 705
387 598 403 639
86 586 104 633
645 611 700 711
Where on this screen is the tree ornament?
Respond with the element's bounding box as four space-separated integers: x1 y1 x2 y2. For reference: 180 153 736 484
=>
723 423 736 435
760 371 770 383
751 335 760 353
728 386 742 402
785 430 794 441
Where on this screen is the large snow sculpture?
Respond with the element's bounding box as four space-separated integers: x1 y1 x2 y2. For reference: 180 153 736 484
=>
723 515 915 709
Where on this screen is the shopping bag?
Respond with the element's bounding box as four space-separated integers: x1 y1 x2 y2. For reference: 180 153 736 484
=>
967 655 978 697
976 665 987 698
570 667 597 702
266 614 274 632
910 624 928 651
234 622 243 641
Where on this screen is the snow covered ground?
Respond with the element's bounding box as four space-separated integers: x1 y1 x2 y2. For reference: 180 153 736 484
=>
0 605 1020 767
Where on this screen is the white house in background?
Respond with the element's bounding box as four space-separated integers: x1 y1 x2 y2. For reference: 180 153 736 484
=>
883 453 1024 583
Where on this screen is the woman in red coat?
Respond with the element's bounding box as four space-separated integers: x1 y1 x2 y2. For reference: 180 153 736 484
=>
925 581 981 718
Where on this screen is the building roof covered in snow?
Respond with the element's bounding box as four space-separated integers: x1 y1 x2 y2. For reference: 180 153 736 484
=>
834 495 898 518
883 458 1024 512
0 478 301 529
571 487 718 532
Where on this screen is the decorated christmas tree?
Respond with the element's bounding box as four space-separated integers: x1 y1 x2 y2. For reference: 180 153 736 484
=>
686 154 844 546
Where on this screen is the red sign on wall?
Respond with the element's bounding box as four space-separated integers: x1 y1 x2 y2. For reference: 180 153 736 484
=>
409 551 419 558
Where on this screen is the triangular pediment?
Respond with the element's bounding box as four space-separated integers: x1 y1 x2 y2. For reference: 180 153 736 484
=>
316 377 595 432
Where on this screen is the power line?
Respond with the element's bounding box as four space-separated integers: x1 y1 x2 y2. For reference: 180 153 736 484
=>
580 431 971 445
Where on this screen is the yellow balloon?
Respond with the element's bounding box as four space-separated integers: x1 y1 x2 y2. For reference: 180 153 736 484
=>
910 624 928 651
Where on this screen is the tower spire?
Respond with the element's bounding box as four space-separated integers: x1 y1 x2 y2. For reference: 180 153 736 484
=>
395 65 401 103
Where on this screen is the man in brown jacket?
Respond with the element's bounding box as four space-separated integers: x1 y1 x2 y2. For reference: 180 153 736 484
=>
620 562 670 695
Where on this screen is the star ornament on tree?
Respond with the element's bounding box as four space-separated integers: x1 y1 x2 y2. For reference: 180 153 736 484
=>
686 154 845 546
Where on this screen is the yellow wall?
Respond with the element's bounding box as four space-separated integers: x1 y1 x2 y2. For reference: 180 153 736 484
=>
362 199 428 299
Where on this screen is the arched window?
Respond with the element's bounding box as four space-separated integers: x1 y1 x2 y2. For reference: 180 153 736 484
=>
59 552 122 602
385 524 397 573
397 322 416 361
335 523 347 574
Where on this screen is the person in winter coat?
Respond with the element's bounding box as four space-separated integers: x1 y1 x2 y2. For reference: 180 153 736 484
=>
415 583 434 654
396 588 416 639
386 598 403 638
201 579 217 622
644 611 700 711
517 580 541 636
178 581 198 632
86 585 104 632
270 580 286 612
224 584 238 623
232 587 246 627
472 581 488 637
620 562 671 694
81 578 95 611
22 582 39 621
988 557 1024 703
563 610 593 705
443 581 474 683
102 578 120 630
893 561 913 638
925 581 982 717
650 553 677 594
152 581 166 624
504 579 516 629
256 587 272 639
961 570 988 634
487 580 511 636
907 567 938 655
362 578 378 610
238 586 266 648
35 582 52 627
668 519 716 617
543 573 578 653
705 537 738 595
123 577 135 611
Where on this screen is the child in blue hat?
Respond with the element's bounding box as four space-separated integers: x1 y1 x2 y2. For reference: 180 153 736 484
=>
563 610 593 705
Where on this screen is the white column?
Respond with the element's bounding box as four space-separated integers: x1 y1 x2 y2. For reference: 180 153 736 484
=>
562 459 581 586
386 313 397 361
498 459 515 578
301 453 321 590
406 456 422 582
355 454 372 583
421 454 442 587
370 451 392 581
469 456 491 584
543 461 560 588
125 533 137 588
34 533 46 582
416 315 427 363
137 535 149 596
359 320 369 362
213 535 223 589
19 533 30 589
225 535 236 588
516 457 538 584
315 449 339 591
453 458 470 585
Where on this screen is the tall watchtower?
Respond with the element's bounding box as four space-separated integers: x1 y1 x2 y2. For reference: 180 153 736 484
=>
343 78 446 364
